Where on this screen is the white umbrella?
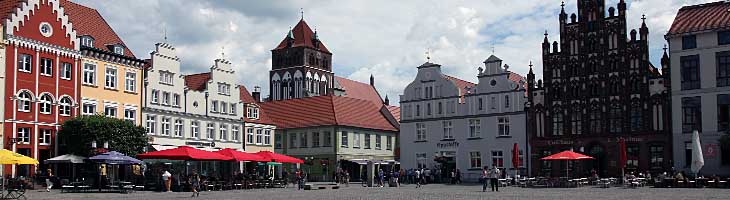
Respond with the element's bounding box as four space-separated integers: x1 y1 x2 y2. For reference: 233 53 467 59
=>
690 130 704 174
45 154 86 164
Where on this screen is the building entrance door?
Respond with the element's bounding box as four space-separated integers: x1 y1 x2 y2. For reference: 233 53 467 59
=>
588 145 607 178
436 151 456 183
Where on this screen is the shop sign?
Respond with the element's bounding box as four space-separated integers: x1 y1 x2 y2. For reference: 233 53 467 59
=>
705 144 718 158
436 141 459 149
186 141 216 147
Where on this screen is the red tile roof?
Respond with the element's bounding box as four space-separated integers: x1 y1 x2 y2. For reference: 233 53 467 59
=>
667 1 730 36
259 96 398 132
443 74 476 96
335 76 383 105
0 0 136 57
238 85 277 125
273 19 330 53
387 105 401 122
60 0 135 57
184 73 210 91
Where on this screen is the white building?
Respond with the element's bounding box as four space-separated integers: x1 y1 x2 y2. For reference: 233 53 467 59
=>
666 2 730 176
399 55 528 182
142 42 245 151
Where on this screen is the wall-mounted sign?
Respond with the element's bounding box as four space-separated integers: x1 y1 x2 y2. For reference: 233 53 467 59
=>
437 141 459 149
186 141 216 147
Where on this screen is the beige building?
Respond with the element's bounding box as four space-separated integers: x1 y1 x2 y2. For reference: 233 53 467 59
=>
239 85 275 153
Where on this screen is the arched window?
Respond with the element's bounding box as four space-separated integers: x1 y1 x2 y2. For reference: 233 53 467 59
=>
39 94 53 114
17 91 32 112
630 103 642 132
571 110 582 135
553 111 564 136
59 97 72 116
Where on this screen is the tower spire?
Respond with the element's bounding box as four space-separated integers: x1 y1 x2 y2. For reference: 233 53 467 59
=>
426 48 431 62
300 8 304 20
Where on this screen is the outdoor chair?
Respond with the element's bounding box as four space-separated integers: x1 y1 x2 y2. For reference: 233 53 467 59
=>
234 181 243 190
246 180 255 189
205 182 215 191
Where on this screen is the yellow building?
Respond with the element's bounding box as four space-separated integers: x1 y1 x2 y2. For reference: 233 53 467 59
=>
71 3 146 124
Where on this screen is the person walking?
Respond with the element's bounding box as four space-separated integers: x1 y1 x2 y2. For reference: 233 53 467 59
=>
162 170 172 192
378 169 385 187
296 169 304 190
490 165 500 192
45 169 54 192
456 169 462 184
481 166 489 192
189 171 200 197
393 170 400 187
415 168 422 188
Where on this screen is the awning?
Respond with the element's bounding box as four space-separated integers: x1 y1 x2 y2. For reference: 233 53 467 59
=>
151 144 178 151
347 159 399 165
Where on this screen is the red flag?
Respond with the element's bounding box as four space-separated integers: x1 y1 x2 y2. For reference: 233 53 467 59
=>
618 138 627 169
512 143 520 169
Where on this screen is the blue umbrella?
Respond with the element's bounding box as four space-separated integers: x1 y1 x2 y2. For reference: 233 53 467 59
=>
89 151 142 165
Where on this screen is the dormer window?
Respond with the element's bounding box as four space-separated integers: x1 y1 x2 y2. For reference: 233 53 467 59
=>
114 46 124 55
81 36 95 47
247 105 259 119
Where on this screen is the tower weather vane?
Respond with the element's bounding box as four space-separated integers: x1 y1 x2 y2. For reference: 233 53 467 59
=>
425 48 431 62
300 8 304 20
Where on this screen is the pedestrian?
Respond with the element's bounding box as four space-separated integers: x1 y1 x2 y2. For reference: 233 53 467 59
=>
45 169 54 192
456 169 462 184
296 169 304 190
393 170 400 187
378 169 385 187
162 170 172 192
481 166 489 192
189 171 200 197
490 165 500 192
344 171 350 187
415 168 421 188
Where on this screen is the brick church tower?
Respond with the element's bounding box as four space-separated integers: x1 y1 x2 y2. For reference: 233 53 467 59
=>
269 19 334 101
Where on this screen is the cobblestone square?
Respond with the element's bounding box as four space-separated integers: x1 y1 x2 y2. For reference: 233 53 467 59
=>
21 183 730 200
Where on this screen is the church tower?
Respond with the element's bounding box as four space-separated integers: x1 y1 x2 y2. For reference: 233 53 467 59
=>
269 19 334 101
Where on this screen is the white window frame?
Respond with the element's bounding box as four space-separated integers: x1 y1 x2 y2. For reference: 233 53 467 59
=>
59 97 72 116
40 58 53 76
151 90 159 104
469 119 481 138
470 151 482 169
341 131 348 147
497 117 510 137
39 129 52 145
492 150 504 168
174 119 183 137
416 153 427 169
114 46 124 55
256 129 263 145
105 66 117 89
17 92 32 112
104 104 118 118
161 117 171 136
218 83 231 95
247 106 259 119
211 101 218 112
125 71 136 93
162 92 170 105
220 102 228 114
353 133 361 148
81 36 94 47
82 100 97 115
206 123 215 140
18 54 32 73
124 107 136 123
375 134 382 150
61 62 72 80
264 129 271 145
83 63 96 85
191 121 200 139
232 126 240 142
364 133 370 149
159 71 174 85
246 128 254 144
230 103 237 115
172 94 180 107
386 136 392 150
219 124 228 141
146 115 156 135
39 95 53 115
416 123 426 141
442 121 453 139
17 128 31 144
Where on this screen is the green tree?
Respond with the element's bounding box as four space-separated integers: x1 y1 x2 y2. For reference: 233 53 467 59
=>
58 114 148 157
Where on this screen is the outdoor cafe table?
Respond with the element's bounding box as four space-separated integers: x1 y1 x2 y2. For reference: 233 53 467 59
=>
695 178 708 188
663 178 675 188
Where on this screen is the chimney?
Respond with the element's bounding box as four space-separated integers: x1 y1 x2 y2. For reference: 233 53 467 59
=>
252 86 261 103
370 74 375 86
384 95 390 105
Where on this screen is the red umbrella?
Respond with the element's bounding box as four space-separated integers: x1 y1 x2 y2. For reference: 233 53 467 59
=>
540 150 594 160
254 151 304 164
512 143 520 169
137 146 233 161
618 138 627 169
541 150 594 178
215 148 267 162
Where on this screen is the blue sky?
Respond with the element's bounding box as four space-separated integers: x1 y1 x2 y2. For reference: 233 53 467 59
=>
74 0 713 104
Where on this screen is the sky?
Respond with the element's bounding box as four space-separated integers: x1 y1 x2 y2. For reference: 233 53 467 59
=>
74 0 713 105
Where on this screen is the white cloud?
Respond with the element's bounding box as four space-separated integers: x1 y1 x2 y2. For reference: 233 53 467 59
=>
73 0 712 105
